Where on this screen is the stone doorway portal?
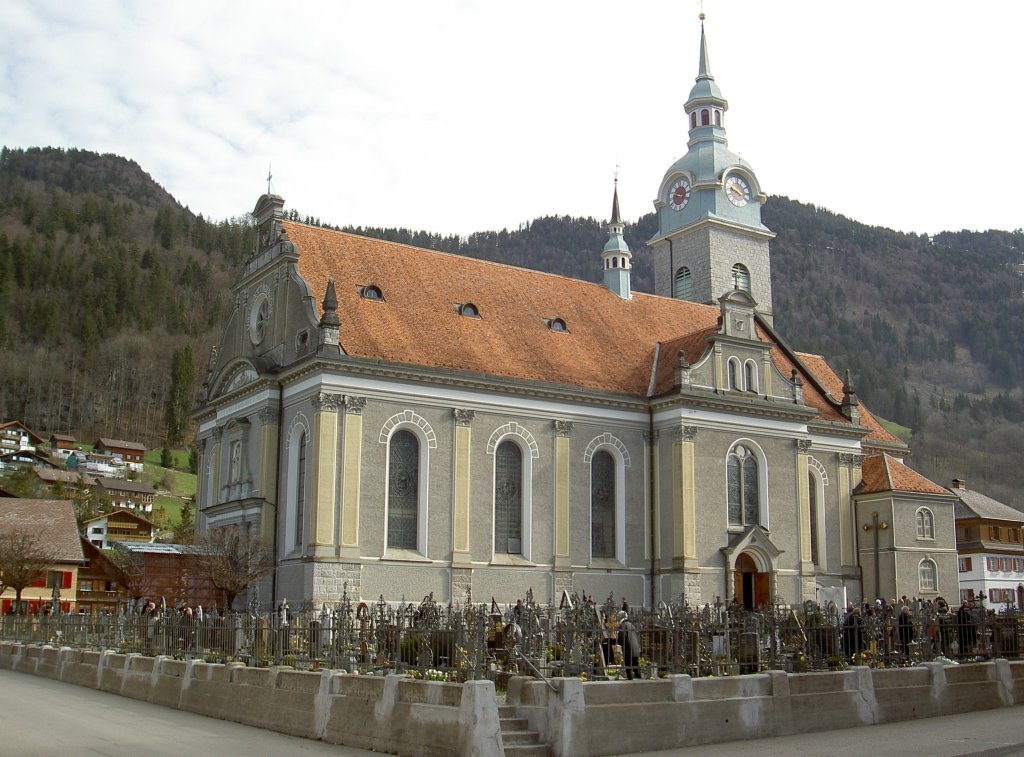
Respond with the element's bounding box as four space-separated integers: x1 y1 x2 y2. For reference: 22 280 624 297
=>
734 552 771 610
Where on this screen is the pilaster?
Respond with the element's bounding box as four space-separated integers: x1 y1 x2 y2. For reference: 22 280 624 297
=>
672 426 698 569
339 395 365 556
452 408 474 565
311 393 341 556
838 453 864 569
644 430 660 561
795 440 812 571
554 420 572 569
258 407 279 544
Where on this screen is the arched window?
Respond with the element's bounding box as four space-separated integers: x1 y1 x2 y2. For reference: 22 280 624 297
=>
744 360 758 393
295 432 306 548
919 558 937 592
728 358 740 390
591 450 615 558
387 430 419 549
731 263 751 292
690 112 697 129
674 266 692 300
494 441 523 555
701 109 710 126
808 472 818 566
916 508 935 539
714 110 722 126
727 444 760 526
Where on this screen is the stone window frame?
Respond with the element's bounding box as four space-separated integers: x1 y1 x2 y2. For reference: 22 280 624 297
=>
380 412 436 558
919 557 938 592
725 439 770 531
584 433 630 565
915 507 935 540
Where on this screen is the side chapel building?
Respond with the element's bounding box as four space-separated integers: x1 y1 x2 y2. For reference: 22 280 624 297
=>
193 22 957 610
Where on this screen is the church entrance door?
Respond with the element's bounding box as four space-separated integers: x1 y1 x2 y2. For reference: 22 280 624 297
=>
734 553 771 610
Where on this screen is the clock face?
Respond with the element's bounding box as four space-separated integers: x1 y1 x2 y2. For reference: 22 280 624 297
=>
669 177 691 211
725 175 752 207
249 295 270 345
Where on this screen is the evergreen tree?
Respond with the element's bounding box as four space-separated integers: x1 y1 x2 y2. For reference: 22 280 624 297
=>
164 346 194 447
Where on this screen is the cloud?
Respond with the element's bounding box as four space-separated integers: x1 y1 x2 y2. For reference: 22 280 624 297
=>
2 0 1022 236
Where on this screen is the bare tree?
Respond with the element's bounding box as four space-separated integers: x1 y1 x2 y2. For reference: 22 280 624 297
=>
0 530 52 614
190 527 272 611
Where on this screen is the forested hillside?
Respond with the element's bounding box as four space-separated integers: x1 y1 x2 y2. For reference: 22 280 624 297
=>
1 147 1021 508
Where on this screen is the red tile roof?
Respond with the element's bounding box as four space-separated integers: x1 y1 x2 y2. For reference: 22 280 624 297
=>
857 454 948 496
284 221 897 443
796 353 901 445
0 499 85 563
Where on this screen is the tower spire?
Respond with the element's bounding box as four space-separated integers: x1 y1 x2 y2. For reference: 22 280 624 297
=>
601 175 632 300
697 12 711 79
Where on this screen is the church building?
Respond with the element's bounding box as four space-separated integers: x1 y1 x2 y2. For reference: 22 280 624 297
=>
193 21 958 610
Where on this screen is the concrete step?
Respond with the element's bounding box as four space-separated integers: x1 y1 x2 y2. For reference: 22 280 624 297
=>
502 729 540 746
498 705 550 756
503 745 551 757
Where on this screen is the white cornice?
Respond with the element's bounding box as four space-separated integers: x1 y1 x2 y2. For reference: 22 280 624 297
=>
284 372 649 426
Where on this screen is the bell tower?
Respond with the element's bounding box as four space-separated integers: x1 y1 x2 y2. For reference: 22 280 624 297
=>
649 15 775 324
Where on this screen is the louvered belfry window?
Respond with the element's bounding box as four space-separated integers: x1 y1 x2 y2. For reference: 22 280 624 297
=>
727 445 759 526
591 450 615 558
387 430 419 549
494 441 523 554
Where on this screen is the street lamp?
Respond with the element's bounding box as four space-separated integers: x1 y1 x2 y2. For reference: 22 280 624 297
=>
863 512 889 600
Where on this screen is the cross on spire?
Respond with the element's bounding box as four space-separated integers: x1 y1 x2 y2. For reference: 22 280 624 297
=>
266 164 275 195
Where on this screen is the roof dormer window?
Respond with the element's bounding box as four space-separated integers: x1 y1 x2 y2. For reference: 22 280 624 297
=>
458 303 480 318
548 318 568 332
359 284 384 300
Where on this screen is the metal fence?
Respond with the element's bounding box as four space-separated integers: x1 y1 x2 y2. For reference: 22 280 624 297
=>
2 589 1021 682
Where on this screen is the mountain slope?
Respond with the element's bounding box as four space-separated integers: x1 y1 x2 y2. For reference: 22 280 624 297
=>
1 146 1021 507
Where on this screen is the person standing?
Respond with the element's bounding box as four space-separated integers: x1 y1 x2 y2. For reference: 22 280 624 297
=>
617 611 641 680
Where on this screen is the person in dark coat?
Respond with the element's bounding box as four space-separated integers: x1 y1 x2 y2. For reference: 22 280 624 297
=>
617 612 641 680
896 606 914 658
957 602 977 657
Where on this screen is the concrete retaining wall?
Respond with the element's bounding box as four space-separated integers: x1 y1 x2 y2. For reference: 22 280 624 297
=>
4 639 1022 757
0 642 503 757
507 659 1024 757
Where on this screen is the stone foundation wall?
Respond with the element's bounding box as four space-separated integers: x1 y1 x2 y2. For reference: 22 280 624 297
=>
4 640 1023 757
0 642 502 757
506 660 1024 757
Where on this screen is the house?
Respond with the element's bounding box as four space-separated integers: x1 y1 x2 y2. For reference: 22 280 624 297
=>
949 479 1024 607
81 509 156 550
0 450 55 472
92 438 146 472
0 498 85 614
76 538 129 615
107 542 222 610
0 420 45 455
49 433 78 459
34 467 96 490
192 19 957 609
92 477 156 514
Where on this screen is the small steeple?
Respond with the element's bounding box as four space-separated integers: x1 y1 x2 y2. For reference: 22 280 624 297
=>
318 279 341 354
841 369 860 423
601 177 632 300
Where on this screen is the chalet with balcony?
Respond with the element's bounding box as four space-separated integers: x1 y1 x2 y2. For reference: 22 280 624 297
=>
950 479 1024 607
0 421 45 455
92 477 156 514
82 509 156 550
92 438 146 472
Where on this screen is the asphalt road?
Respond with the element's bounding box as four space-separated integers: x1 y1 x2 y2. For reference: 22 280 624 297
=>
0 668 378 756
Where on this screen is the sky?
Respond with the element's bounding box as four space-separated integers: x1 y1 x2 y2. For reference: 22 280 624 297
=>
2 1 1022 238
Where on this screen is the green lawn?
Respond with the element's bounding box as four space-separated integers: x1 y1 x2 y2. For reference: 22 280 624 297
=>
141 448 196 527
877 417 912 443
